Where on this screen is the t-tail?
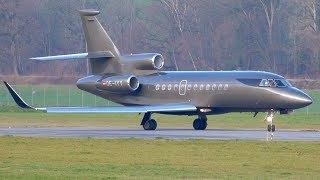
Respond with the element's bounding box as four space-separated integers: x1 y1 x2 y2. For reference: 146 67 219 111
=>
31 10 122 74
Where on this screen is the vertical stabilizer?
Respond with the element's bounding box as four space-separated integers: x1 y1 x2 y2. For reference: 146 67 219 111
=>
79 10 122 74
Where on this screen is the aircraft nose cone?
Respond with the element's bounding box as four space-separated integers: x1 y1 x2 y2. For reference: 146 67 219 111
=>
300 93 313 106
291 88 313 108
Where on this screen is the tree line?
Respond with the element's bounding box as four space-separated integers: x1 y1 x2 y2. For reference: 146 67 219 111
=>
0 0 320 79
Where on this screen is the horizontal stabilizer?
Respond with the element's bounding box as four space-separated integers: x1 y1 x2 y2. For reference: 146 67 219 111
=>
4 81 197 113
30 51 114 61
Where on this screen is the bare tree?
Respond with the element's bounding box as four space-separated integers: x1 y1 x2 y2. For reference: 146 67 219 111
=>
0 0 30 75
259 0 278 72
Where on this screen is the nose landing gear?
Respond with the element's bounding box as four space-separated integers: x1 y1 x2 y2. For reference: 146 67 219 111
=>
265 110 275 141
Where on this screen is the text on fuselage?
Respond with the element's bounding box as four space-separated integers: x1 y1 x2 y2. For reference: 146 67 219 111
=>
102 81 123 87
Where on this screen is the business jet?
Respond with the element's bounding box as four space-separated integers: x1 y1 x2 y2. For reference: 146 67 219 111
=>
4 10 312 136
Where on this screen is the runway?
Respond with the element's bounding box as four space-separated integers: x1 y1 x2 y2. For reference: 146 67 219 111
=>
0 127 319 141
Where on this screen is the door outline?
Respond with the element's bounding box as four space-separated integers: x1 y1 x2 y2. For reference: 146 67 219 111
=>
179 80 187 95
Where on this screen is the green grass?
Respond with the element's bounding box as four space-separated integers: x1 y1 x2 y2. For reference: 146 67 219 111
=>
0 136 319 179
0 85 319 179
0 84 118 107
0 110 320 129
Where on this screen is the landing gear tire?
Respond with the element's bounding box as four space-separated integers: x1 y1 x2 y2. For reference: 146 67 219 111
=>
143 119 157 130
267 124 275 132
200 120 207 130
193 119 207 130
193 119 201 130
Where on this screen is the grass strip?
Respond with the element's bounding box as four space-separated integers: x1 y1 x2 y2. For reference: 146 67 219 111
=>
0 136 319 179
0 110 319 129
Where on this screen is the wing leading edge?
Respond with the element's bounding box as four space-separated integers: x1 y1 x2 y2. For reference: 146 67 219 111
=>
3 82 197 113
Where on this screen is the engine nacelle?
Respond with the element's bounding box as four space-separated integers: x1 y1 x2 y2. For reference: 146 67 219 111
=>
96 75 139 94
122 53 164 70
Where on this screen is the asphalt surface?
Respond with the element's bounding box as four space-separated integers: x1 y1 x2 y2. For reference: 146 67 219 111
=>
0 127 319 141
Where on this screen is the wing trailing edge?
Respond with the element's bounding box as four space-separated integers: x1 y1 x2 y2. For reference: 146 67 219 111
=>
3 81 197 113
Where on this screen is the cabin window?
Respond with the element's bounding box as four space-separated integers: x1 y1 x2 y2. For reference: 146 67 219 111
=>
155 84 160 90
200 84 204 91
161 84 166 90
174 84 179 91
168 84 172 90
224 84 229 90
206 84 210 91
193 84 198 91
187 84 192 91
212 84 217 91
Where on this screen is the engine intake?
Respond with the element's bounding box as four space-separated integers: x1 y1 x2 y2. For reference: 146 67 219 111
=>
96 75 139 93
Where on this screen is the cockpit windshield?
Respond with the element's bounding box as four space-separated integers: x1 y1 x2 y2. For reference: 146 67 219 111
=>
274 79 286 87
237 78 292 88
260 79 269 87
268 79 276 87
259 79 291 88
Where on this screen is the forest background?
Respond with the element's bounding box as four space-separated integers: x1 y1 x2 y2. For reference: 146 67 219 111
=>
1 0 320 85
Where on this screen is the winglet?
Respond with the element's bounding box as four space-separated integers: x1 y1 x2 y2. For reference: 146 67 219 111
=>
3 81 34 109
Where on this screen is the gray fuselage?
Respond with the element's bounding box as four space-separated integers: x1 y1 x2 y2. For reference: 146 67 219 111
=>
76 71 312 115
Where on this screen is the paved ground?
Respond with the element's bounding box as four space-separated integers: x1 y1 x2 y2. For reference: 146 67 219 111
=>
0 127 319 141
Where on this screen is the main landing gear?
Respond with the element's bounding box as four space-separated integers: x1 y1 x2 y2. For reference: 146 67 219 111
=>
140 113 208 131
193 115 207 130
141 112 157 130
265 110 275 141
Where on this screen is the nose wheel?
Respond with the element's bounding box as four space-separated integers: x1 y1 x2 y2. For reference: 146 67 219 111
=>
193 116 207 130
267 124 275 132
265 110 275 141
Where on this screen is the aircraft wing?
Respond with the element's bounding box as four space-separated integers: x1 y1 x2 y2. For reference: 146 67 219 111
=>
44 105 196 113
4 81 197 113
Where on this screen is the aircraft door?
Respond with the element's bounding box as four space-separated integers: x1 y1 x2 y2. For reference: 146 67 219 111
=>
179 80 187 95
